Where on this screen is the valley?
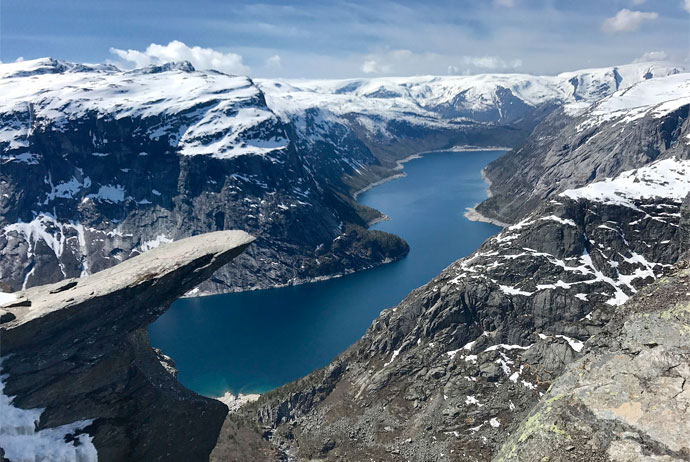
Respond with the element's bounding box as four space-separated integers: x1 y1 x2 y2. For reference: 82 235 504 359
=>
148 149 502 397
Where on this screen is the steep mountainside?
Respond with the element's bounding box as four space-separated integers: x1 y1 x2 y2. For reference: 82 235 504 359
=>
259 62 683 191
0 58 409 294
0 231 254 462
2 58 690 462
0 58 682 294
496 257 690 461
476 72 690 225
215 159 690 461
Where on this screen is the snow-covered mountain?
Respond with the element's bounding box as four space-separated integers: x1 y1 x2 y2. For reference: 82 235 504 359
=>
477 70 690 225
0 57 685 294
0 58 409 293
258 61 683 127
0 58 288 160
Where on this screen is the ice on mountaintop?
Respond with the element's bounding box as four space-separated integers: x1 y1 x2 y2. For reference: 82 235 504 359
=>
0 58 288 160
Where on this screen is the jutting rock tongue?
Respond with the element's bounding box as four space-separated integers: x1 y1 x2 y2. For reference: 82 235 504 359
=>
0 230 255 462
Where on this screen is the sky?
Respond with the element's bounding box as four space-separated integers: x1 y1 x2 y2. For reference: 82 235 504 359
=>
1 0 689 78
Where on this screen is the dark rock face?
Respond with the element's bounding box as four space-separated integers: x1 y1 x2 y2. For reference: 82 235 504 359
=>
0 231 254 462
214 186 688 460
476 103 690 225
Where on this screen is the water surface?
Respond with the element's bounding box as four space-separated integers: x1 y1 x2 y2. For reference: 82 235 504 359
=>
149 150 503 397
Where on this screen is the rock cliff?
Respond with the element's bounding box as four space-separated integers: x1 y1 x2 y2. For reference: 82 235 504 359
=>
495 260 690 462
476 73 690 225
0 230 254 462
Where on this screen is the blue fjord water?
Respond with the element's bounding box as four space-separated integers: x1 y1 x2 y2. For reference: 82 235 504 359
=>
148 150 503 397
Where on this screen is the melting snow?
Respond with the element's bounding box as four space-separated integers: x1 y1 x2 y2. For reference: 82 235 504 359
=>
86 184 126 204
384 347 402 367
465 396 483 407
139 234 173 252
0 359 98 462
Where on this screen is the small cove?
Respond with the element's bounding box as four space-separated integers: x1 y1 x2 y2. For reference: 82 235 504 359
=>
149 150 504 397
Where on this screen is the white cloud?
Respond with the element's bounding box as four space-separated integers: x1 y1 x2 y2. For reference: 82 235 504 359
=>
493 0 515 6
684 0 690 13
361 50 412 74
361 49 521 76
109 40 249 75
362 59 387 74
633 50 667 62
460 55 523 70
601 9 658 34
265 55 282 69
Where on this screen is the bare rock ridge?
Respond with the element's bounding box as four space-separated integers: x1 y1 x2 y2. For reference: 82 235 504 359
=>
0 230 255 462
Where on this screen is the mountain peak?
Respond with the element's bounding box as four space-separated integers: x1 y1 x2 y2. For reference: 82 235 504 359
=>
127 61 196 74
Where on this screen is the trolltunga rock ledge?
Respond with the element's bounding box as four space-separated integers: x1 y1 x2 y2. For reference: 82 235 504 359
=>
0 230 255 462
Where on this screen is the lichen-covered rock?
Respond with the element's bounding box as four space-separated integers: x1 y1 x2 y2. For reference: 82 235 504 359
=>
495 262 690 462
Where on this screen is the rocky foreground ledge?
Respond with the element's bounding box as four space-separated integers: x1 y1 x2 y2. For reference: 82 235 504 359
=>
0 230 254 462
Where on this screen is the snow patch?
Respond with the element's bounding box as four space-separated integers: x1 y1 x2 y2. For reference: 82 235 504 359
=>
0 359 98 462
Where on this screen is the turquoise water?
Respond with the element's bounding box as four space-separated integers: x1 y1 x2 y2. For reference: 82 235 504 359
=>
148 150 503 397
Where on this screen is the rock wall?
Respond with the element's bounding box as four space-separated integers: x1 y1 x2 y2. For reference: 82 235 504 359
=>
0 231 254 462
476 100 690 225
495 260 690 461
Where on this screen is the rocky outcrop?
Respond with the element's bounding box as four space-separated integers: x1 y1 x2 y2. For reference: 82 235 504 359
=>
214 172 690 461
0 230 254 462
495 260 690 462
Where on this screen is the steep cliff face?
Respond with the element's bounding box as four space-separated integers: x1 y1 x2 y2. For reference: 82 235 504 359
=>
476 73 690 225
214 161 690 461
0 58 408 295
0 231 254 462
494 198 690 461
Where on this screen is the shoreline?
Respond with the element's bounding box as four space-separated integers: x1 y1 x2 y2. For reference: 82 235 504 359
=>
464 206 509 228
352 145 510 200
463 165 510 227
